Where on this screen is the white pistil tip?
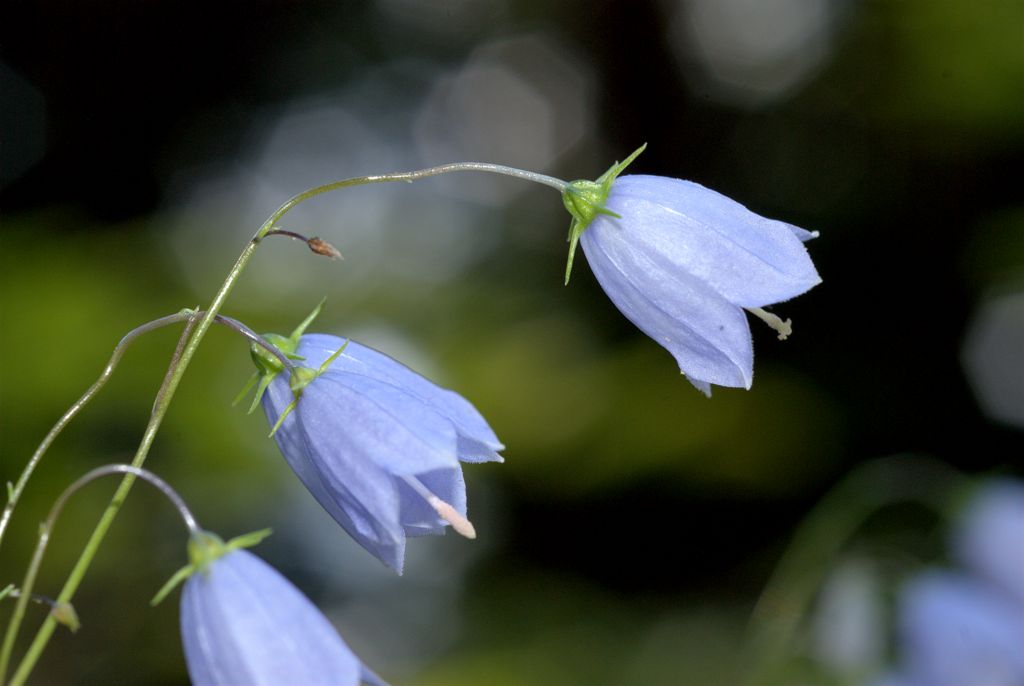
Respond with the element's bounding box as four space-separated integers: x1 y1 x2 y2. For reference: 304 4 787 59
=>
747 307 793 341
428 496 477 539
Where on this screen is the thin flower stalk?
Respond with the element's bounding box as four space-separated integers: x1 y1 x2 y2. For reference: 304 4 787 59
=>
12 161 570 683
1 465 198 686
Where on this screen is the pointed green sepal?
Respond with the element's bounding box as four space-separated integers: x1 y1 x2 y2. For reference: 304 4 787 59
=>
224 528 273 553
248 373 276 416
236 299 328 410
290 297 327 341
268 396 299 437
564 217 584 285
233 372 259 407
317 339 348 375
560 143 647 284
150 563 195 606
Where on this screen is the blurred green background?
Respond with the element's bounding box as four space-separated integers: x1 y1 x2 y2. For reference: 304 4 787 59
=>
1 1 1022 684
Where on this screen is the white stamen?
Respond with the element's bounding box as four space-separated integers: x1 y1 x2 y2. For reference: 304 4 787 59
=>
400 475 477 539
428 496 477 539
746 307 793 341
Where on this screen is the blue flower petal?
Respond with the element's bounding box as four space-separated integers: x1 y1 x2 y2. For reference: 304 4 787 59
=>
602 175 821 308
952 480 1024 606
582 220 754 389
787 225 819 243
361 664 391 686
266 377 406 571
454 434 503 464
311 372 460 475
898 572 1024 686
574 171 822 392
686 377 713 397
297 334 503 456
263 376 327 498
181 550 366 686
262 335 494 572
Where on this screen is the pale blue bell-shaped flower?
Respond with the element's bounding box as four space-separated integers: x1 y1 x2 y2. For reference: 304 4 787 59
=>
255 329 503 574
863 478 1024 686
563 146 821 395
894 571 1024 686
180 547 386 686
952 479 1024 606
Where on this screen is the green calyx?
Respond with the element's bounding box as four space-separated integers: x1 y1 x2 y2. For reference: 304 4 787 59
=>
150 528 273 606
234 298 327 415
250 332 296 377
233 298 349 438
560 143 647 285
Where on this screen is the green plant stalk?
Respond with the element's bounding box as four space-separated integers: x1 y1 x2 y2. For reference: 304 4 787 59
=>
741 455 967 686
0 312 292 558
0 465 200 684
7 162 568 685
1 310 198 681
0 313 194 554
6 238 257 686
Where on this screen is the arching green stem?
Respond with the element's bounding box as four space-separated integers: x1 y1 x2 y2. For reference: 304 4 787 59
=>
0 465 198 684
742 456 969 686
0 312 191 552
0 312 292 557
7 160 568 685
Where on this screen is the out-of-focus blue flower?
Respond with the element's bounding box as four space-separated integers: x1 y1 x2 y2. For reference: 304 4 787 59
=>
894 572 1024 686
562 146 821 395
952 479 1024 605
866 479 1024 686
178 532 385 686
245 308 502 574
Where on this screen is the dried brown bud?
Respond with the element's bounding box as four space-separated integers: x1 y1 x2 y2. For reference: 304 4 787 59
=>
307 237 342 260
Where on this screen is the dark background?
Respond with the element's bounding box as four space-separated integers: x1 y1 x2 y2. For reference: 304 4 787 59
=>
2 1 1022 684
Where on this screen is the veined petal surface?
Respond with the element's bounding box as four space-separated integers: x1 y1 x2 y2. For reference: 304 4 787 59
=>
602 175 821 307
308 372 461 475
582 220 754 389
261 334 498 573
575 171 822 393
180 550 366 686
297 334 503 456
265 374 407 571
